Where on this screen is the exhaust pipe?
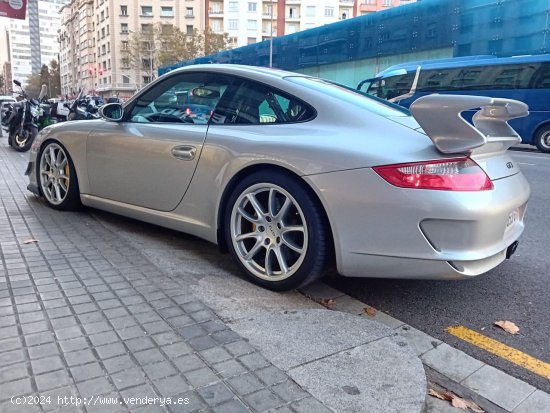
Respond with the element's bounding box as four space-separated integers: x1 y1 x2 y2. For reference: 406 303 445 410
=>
506 241 519 259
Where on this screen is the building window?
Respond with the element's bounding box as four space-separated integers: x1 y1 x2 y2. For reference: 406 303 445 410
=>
100 10 104 21
143 76 152 85
121 23 128 33
248 37 256 44
141 24 153 33
306 6 315 17
186 25 194 35
383 0 392 6
101 27 105 38
120 5 127 16
121 58 130 68
228 1 238 12
121 41 128 50
228 19 238 30
288 7 297 18
161 6 173 17
141 6 153 17
248 2 257 12
211 20 222 32
186 7 193 17
324 7 334 17
122 75 130 84
247 19 257 30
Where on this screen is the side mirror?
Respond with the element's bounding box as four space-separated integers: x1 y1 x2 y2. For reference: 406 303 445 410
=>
99 103 124 121
13 80 21 87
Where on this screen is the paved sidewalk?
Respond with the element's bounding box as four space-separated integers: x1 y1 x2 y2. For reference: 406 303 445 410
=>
0 138 426 413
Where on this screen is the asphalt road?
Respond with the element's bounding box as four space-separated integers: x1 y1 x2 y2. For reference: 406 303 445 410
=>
329 149 550 393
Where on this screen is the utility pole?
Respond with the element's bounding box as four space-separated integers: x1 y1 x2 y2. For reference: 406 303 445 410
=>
269 0 273 67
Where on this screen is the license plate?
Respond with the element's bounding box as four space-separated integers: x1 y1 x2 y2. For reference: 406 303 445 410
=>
505 208 520 232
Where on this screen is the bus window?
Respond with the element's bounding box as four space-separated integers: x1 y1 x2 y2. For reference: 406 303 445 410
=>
368 74 415 99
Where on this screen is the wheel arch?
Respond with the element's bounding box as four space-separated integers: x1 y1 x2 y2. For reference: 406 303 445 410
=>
216 164 335 266
36 138 81 197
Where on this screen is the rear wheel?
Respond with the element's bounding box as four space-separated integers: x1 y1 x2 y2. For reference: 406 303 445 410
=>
38 142 80 210
224 171 327 291
534 125 550 153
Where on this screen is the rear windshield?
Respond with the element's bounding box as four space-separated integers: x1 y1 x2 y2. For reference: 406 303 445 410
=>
286 76 411 117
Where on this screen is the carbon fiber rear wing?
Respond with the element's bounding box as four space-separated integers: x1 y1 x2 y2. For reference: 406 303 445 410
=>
409 94 529 154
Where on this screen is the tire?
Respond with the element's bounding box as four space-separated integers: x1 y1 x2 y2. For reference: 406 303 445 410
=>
12 126 38 152
37 141 80 210
224 171 327 291
534 125 550 153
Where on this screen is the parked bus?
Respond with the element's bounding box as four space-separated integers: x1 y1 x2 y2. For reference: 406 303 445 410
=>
357 54 550 153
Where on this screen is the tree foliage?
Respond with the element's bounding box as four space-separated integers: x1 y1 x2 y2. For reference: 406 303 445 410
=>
121 24 230 77
22 60 61 99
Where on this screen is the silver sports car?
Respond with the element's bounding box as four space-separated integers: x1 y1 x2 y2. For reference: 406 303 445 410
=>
26 65 530 291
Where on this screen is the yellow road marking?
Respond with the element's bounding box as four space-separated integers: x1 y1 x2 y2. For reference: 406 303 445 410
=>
447 325 550 380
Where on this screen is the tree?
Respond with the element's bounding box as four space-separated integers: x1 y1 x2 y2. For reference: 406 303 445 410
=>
48 59 61 98
21 60 60 99
203 28 229 57
121 24 230 79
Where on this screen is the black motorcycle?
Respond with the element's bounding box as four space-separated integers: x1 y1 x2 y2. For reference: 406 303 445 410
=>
66 90 101 121
7 80 41 152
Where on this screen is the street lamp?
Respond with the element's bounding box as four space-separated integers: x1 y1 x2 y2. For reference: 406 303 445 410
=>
269 0 274 67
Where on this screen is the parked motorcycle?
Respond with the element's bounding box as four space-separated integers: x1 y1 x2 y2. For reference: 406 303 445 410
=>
66 90 101 121
7 80 42 152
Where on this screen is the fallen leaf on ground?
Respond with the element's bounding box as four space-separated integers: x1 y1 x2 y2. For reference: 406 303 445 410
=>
428 388 450 401
363 306 377 316
23 239 39 244
452 397 469 409
494 320 519 335
428 387 485 412
318 298 336 307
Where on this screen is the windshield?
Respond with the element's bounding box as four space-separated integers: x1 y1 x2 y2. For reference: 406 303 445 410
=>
286 76 410 117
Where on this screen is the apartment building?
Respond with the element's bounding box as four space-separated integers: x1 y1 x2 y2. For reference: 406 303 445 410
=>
58 0 416 98
0 0 68 88
359 0 417 15
206 0 357 48
59 0 206 99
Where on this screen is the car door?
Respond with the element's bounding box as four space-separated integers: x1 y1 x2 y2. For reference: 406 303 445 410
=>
86 72 231 212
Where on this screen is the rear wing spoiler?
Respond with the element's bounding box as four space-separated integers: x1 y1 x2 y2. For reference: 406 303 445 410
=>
409 94 529 154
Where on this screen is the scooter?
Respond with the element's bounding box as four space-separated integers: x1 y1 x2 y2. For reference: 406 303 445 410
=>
7 80 41 152
67 90 100 121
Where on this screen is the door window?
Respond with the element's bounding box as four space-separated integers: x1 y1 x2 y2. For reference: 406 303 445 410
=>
211 80 314 124
129 73 231 125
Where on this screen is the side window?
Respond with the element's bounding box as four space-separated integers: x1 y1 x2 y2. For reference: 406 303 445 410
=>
530 62 550 89
129 73 231 125
211 80 314 125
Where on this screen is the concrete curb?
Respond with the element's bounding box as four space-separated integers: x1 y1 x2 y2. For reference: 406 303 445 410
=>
298 282 550 413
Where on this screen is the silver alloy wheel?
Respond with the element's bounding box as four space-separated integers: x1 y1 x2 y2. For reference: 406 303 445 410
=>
39 143 70 206
539 129 550 150
230 183 309 282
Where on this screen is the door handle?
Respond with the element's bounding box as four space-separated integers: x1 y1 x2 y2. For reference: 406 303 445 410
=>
171 145 196 161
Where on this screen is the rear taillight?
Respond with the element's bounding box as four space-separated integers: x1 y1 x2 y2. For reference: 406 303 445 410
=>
373 157 493 191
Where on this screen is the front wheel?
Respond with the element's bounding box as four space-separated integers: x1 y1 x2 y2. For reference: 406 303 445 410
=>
38 142 80 210
11 126 38 152
224 171 327 291
534 125 550 153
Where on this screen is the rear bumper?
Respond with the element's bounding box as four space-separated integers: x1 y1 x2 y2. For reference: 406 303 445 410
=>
305 168 530 280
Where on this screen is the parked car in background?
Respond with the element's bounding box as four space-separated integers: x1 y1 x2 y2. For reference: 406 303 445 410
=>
25 65 530 291
0 95 16 121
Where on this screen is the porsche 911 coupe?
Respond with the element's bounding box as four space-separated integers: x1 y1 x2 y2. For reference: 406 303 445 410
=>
26 65 530 291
